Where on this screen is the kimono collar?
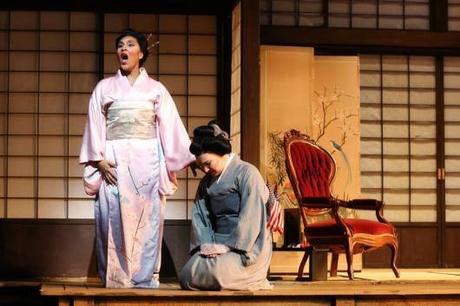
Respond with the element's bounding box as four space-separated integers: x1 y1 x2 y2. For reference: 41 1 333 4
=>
115 67 149 85
216 153 235 184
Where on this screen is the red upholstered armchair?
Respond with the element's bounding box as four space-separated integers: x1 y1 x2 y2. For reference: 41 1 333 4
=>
284 129 399 280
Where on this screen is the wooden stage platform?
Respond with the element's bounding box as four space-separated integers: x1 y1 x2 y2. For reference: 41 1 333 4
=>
35 269 460 306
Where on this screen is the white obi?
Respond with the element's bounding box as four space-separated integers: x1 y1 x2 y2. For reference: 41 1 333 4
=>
106 100 156 140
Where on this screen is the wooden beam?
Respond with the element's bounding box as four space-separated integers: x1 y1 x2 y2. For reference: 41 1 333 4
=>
0 0 231 14
430 0 448 32
240 0 261 167
261 26 460 54
216 11 232 133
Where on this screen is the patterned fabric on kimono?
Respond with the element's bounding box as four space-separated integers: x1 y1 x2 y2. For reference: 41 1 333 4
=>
80 68 194 288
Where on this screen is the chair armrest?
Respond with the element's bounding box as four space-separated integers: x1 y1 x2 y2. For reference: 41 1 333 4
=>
344 198 389 224
346 199 383 211
301 197 335 209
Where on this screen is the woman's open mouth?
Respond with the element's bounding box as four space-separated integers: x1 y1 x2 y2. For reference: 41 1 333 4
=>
120 53 129 64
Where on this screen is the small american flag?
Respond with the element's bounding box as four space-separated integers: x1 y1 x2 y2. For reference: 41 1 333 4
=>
266 184 284 234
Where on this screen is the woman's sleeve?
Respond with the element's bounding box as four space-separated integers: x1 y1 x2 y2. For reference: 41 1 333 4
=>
79 82 106 196
189 178 215 253
225 166 269 254
156 83 195 172
80 82 106 164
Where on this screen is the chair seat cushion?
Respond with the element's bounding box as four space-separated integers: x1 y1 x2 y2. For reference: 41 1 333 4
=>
306 218 395 237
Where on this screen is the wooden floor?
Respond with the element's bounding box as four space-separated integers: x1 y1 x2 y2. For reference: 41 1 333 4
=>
36 269 460 306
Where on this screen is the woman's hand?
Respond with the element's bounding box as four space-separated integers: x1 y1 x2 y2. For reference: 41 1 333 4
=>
96 159 117 185
200 243 230 258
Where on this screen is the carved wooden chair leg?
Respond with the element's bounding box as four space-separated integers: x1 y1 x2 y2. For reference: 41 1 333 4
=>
389 242 400 278
296 250 310 280
345 243 354 280
330 252 339 277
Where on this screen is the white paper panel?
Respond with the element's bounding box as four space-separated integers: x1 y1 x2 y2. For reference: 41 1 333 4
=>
189 55 216 75
39 136 65 156
412 158 436 172
446 175 460 189
410 90 435 104
360 122 381 137
69 73 98 92
7 199 34 218
384 176 409 189
383 72 408 88
69 32 97 51
158 34 187 54
129 14 158 33
40 32 68 51
68 136 82 156
411 191 437 205
104 14 128 32
360 89 381 104
39 115 66 135
189 35 216 55
382 89 408 104
38 157 65 177
9 114 36 134
159 75 186 95
68 157 83 178
383 141 408 155
361 140 381 154
188 76 216 95
8 157 35 176
70 53 98 72
40 93 67 113
10 51 38 71
189 15 216 34
411 141 436 155
360 71 380 87
40 72 68 92
8 136 35 155
69 94 91 114
68 200 94 219
38 199 66 218
68 178 88 198
382 106 408 121
159 15 187 33
411 208 436 222
8 178 35 197
159 55 187 74
189 96 217 117
68 115 86 136
38 178 66 198
360 157 382 172
361 174 382 188
165 200 187 220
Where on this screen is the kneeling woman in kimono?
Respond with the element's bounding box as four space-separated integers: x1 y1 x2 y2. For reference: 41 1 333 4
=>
179 123 272 290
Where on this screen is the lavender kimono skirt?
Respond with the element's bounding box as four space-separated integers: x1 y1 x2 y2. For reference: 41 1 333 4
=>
94 100 164 288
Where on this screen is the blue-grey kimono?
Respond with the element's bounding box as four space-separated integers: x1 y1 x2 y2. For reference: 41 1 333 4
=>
179 155 272 290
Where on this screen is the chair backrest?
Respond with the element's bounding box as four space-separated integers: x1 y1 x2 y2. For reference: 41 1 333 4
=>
284 129 336 216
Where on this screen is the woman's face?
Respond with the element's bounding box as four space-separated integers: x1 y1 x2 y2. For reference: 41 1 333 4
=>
196 153 227 177
116 35 144 74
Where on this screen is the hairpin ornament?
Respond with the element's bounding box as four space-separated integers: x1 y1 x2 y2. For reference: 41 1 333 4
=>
210 123 230 140
146 33 160 51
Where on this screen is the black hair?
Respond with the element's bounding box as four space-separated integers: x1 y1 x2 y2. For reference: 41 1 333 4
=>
115 28 149 66
190 121 232 156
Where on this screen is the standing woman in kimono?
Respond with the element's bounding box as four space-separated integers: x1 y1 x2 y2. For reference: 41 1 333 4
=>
179 123 273 290
79 28 195 288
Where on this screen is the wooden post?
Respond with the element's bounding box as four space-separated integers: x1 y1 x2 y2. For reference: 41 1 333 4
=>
309 249 328 281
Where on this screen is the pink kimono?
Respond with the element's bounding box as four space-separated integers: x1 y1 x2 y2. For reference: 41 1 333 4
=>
79 68 195 288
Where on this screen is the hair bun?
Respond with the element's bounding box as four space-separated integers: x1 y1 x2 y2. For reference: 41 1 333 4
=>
190 122 232 156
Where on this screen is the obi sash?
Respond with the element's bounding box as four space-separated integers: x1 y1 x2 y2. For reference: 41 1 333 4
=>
106 100 156 140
